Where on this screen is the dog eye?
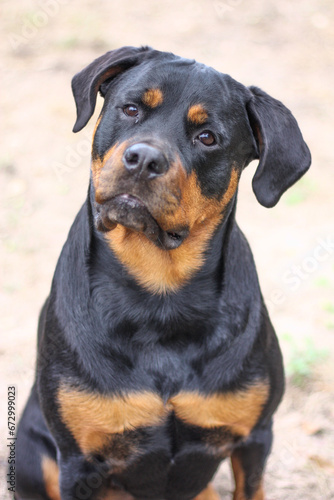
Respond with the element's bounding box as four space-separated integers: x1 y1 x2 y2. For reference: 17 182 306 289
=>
197 131 216 146
123 105 139 117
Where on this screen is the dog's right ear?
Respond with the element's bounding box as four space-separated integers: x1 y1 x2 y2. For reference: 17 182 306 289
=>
71 46 151 133
246 86 311 208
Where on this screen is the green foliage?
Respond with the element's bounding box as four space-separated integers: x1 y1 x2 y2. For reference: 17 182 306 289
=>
284 178 317 206
313 276 332 288
57 36 80 49
281 333 328 387
322 301 334 314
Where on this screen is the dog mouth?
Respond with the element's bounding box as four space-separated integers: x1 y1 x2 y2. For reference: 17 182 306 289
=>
95 194 189 250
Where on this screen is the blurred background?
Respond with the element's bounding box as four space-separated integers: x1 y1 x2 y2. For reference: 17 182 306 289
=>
1 1 333 498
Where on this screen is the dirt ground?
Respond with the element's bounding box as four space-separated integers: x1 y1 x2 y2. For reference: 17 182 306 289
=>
1 0 334 498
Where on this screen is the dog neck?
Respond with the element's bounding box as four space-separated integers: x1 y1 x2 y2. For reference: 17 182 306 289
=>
88 183 237 296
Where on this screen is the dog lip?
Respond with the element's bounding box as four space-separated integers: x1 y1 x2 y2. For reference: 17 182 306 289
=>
95 194 189 250
96 194 160 238
161 228 190 250
112 193 146 209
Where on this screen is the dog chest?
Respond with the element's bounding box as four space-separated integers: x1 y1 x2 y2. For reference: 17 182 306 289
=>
55 382 268 497
57 382 268 454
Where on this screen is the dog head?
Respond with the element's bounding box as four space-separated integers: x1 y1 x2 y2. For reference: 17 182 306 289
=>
71 46 311 293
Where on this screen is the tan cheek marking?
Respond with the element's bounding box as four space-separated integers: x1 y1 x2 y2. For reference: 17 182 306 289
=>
160 165 239 230
220 167 239 210
92 114 102 145
169 382 269 437
92 142 128 197
105 167 239 294
57 387 169 454
188 104 208 125
41 456 61 500
193 483 220 500
231 454 265 500
142 88 164 108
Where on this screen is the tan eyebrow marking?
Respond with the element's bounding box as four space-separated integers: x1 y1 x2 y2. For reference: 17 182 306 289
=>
188 104 208 124
142 88 164 108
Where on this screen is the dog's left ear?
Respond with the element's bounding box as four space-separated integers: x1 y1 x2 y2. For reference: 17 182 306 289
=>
246 86 311 208
71 46 152 133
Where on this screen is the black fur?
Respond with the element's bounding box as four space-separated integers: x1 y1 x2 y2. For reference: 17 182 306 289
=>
15 47 311 500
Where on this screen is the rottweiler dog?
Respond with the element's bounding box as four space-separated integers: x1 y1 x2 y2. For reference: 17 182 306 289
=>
15 46 311 500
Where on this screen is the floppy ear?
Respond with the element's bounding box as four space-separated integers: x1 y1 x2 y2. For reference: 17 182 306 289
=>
71 46 151 133
246 86 311 208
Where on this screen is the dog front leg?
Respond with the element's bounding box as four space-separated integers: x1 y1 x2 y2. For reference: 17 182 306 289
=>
231 421 273 500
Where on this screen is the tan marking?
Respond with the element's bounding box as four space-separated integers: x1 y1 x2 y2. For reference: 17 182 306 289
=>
92 114 102 146
58 381 268 456
92 142 126 195
169 383 269 437
193 483 220 500
232 454 245 500
188 104 208 125
231 454 265 500
253 123 263 153
105 165 239 294
142 88 164 108
57 386 169 454
90 114 103 187
94 66 124 94
41 456 61 500
102 491 135 500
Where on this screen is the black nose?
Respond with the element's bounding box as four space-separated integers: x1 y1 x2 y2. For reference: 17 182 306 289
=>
122 144 169 179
